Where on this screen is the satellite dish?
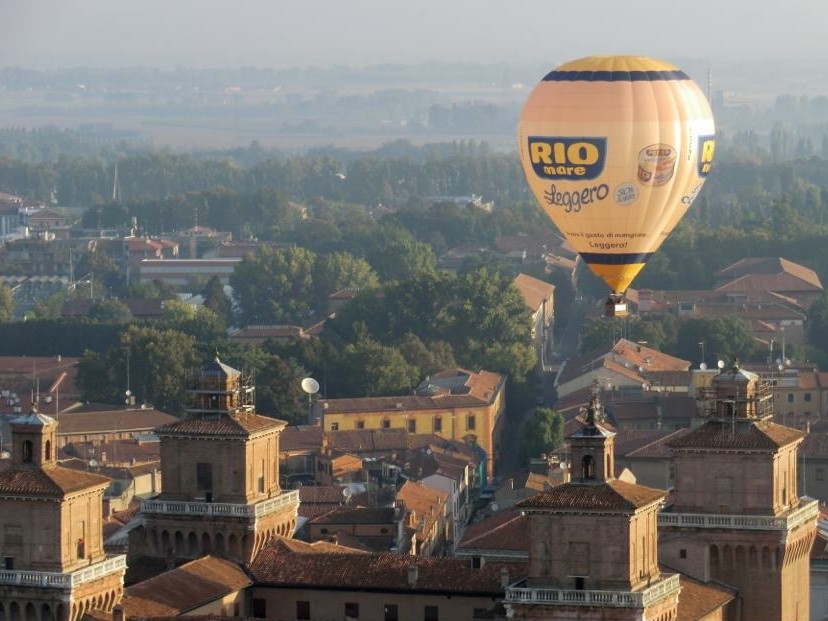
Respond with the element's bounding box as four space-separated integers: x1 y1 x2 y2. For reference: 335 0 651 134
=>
717 360 725 369
342 488 353 499
88 459 99 468
699 362 707 371
491 503 499 512
301 377 320 394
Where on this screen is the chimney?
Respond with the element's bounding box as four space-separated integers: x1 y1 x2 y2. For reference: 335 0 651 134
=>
407 564 418 587
113 606 124 621
500 567 510 588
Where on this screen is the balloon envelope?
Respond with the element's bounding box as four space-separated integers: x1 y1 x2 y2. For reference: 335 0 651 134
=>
518 56 715 294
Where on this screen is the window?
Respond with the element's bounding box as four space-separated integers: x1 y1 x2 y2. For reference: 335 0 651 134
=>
331 422 339 431
384 604 399 621
3 557 12 570
679 548 687 559
356 420 365 429
467 415 476 430
574 577 585 590
345 602 359 619
433 416 442 432
805 393 813 402
44 440 51 461
408 419 417 433
382 418 391 429
296 601 310 620
196 462 213 491
424 605 439 621
252 598 266 617
788 393 794 403
21 440 32 463
258 459 265 493
817 468 824 482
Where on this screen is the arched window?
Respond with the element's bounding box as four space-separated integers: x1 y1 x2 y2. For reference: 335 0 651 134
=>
22 440 33 463
44 440 51 461
582 455 594 479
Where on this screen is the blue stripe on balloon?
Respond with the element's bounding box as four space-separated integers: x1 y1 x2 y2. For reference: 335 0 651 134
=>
542 70 689 82
580 252 654 265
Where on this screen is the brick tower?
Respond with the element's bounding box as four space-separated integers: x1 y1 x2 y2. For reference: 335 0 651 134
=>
129 357 298 566
0 408 126 620
659 361 817 621
504 396 680 620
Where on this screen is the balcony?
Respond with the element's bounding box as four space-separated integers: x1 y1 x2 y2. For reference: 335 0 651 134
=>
0 554 126 590
658 498 819 532
505 573 680 608
141 489 299 519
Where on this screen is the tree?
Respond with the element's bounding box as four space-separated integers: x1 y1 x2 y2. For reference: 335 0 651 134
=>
230 246 315 325
76 325 200 413
160 299 227 350
520 407 565 464
311 251 378 310
254 353 309 425
0 283 15 322
676 317 757 365
338 338 420 397
201 276 233 327
89 299 133 324
397 333 457 377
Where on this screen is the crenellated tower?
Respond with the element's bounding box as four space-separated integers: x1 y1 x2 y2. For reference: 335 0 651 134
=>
129 357 298 566
504 396 680 620
0 408 125 620
659 361 817 621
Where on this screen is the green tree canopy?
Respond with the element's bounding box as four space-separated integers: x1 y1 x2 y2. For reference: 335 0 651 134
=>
520 407 565 464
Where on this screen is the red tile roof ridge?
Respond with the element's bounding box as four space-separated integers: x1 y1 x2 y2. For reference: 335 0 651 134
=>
0 464 110 497
459 509 527 547
517 479 665 512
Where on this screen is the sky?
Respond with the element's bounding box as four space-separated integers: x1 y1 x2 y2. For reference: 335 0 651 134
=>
1 0 826 69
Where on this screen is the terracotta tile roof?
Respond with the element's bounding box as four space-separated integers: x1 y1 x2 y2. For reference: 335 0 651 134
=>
513 273 554 312
397 480 448 543
311 506 396 525
121 555 251 617
155 412 286 438
673 571 736 621
298 485 345 505
280 424 324 452
457 509 529 554
612 428 674 458
497 469 549 493
0 464 109 497
625 428 693 459
266 535 367 555
801 431 828 459
56 408 177 435
326 428 410 452
715 257 822 290
517 479 665 512
249 544 527 594
61 439 160 465
667 419 805 451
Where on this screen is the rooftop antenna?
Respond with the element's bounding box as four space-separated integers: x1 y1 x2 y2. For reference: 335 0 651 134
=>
112 162 121 203
301 377 320 424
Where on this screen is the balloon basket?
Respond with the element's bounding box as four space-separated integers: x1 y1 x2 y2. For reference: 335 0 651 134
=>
605 295 628 318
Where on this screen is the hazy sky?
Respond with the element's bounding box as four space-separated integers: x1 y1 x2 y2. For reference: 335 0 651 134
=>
1 0 826 69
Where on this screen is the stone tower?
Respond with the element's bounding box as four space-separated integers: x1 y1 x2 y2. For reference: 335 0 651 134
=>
660 362 817 621
129 357 298 566
0 408 126 620
504 396 680 620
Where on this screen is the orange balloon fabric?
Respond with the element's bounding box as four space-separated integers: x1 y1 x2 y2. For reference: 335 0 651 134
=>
518 56 715 294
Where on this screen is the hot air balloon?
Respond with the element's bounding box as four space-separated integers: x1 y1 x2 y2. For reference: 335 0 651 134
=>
517 56 715 316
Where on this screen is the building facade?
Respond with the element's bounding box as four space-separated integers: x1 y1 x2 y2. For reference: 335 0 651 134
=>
660 363 818 621
128 358 299 566
321 368 505 478
0 410 126 620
